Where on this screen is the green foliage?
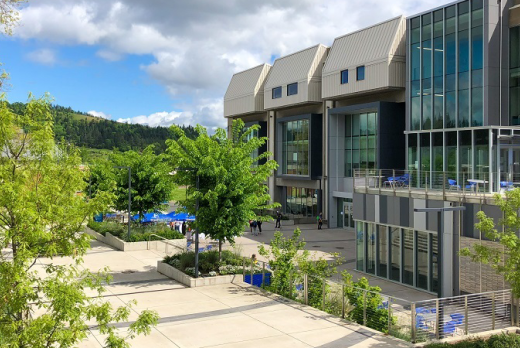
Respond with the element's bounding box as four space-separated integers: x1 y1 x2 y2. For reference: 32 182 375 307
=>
7 102 198 154
341 272 394 333
0 95 158 347
167 119 280 258
110 145 173 218
164 249 244 276
424 334 519 348
460 188 520 297
87 220 184 242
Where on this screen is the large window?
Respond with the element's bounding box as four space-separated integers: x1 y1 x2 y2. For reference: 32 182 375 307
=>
285 187 318 217
341 69 349 84
287 83 298 96
272 86 282 99
511 26 520 125
281 119 309 175
378 225 388 278
366 223 376 274
244 126 259 165
356 222 364 271
390 227 400 282
344 112 377 177
409 1 483 130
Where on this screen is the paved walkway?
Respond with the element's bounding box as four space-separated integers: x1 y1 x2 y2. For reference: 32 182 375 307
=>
36 240 411 348
225 222 435 302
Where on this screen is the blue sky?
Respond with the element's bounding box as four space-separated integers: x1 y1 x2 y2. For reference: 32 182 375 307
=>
3 0 449 129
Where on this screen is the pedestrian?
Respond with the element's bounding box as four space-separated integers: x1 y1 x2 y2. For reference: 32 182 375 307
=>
318 212 323 230
252 220 258 236
275 211 281 229
249 219 253 233
257 220 262 234
251 253 258 265
169 221 174 230
181 221 187 236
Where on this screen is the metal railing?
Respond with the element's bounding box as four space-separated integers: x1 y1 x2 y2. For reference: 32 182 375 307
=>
353 169 517 198
242 258 516 343
147 234 184 254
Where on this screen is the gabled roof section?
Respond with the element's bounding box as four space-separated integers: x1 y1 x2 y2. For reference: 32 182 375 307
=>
224 64 271 100
264 44 327 89
323 16 405 75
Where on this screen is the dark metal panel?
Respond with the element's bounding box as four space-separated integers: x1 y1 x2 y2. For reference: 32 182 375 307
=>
353 193 366 220
379 195 388 224
365 194 376 222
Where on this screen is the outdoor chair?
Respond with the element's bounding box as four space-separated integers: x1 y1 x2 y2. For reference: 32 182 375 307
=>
442 321 457 335
466 181 477 191
500 181 514 191
416 307 430 314
450 313 464 325
198 247 205 253
398 173 410 188
448 179 460 191
383 176 398 188
205 245 213 252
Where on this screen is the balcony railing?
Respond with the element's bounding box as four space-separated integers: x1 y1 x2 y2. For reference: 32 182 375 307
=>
353 169 516 198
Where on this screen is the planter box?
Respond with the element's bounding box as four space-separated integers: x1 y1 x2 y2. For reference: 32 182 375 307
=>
157 261 242 287
84 227 186 253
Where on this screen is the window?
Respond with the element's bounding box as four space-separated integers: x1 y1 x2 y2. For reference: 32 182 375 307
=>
287 83 298 96
285 187 318 217
272 86 282 99
341 69 349 84
344 112 377 176
281 119 309 175
356 66 365 81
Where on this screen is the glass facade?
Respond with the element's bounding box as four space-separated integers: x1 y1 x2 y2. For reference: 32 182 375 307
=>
244 126 259 166
511 26 520 125
281 119 309 175
409 0 483 131
356 221 439 293
344 112 377 176
284 187 318 217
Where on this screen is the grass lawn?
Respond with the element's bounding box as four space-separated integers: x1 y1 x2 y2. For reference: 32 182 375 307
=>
171 186 188 203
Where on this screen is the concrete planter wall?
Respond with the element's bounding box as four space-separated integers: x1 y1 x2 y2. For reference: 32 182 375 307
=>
157 261 242 287
84 227 186 253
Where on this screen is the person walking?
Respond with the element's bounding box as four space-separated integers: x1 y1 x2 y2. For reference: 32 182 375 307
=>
257 220 262 234
249 219 253 233
252 220 258 236
181 221 187 236
317 212 323 230
275 211 281 229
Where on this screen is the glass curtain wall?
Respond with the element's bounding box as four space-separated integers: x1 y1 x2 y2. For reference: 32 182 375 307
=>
344 112 377 176
356 221 439 293
409 0 483 131
285 187 318 217
244 127 259 166
511 26 520 125
282 119 309 175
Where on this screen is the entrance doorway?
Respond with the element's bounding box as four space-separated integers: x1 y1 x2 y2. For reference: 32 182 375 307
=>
500 146 520 185
342 202 354 229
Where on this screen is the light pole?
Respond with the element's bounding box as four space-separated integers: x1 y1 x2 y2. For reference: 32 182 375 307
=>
114 166 132 241
414 206 465 339
174 167 200 278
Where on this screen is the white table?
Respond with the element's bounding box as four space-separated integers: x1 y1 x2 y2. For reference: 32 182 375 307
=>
467 179 488 193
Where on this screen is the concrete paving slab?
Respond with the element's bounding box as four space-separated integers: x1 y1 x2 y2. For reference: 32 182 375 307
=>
210 335 312 348
116 287 212 309
106 278 185 295
157 313 282 348
248 308 339 334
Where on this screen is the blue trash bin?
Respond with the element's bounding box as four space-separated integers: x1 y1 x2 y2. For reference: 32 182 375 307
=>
244 272 271 287
93 213 103 222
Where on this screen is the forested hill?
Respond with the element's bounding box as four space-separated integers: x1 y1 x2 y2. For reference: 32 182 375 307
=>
7 103 197 152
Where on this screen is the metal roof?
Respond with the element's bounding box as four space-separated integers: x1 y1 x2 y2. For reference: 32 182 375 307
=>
323 16 405 75
264 44 328 89
224 64 271 100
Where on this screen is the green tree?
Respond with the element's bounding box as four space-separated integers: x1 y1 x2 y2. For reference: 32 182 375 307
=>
0 95 158 347
167 119 279 258
111 145 173 219
461 188 520 297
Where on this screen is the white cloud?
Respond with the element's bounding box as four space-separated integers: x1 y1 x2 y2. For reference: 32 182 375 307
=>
87 110 111 119
14 0 450 129
25 48 56 65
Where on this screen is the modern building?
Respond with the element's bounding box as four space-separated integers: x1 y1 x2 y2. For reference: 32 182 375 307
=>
223 0 520 298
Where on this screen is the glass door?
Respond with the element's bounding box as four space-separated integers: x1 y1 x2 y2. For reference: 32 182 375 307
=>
342 202 354 229
500 147 520 185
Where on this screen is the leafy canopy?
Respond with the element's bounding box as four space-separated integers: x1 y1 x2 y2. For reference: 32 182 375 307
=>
461 188 520 297
167 118 279 247
0 94 158 348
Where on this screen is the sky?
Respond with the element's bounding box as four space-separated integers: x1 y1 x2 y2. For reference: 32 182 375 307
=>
2 0 453 130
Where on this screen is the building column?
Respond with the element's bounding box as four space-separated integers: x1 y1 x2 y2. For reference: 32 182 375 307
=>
268 111 276 204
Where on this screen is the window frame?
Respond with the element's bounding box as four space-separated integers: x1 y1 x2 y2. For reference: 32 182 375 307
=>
356 66 365 81
341 69 349 84
272 86 282 99
287 82 298 96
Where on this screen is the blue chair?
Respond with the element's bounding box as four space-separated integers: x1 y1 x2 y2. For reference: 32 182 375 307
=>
466 181 477 191
398 173 410 187
501 181 514 190
198 247 205 253
383 177 398 187
295 284 304 291
450 313 464 325
377 301 389 310
205 245 213 251
448 179 461 190
416 307 430 314
442 321 457 335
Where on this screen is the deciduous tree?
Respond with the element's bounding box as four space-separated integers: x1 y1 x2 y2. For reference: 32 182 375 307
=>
167 119 279 259
0 95 158 347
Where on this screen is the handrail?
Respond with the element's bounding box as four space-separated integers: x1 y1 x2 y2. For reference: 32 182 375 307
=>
147 234 185 254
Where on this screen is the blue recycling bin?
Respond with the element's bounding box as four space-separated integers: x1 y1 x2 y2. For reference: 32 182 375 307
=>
244 272 271 287
93 213 103 222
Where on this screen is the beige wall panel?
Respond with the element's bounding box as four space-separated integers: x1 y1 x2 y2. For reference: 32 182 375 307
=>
389 61 406 88
224 95 256 118
265 81 308 109
276 104 323 119
322 61 389 99
308 80 322 102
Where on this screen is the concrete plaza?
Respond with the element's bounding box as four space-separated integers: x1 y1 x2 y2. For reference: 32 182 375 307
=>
35 239 411 348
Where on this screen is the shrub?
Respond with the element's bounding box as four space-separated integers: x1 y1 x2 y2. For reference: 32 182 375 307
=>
163 249 245 276
87 220 183 241
424 334 518 348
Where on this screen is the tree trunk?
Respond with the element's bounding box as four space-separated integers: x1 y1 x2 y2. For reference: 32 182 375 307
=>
219 239 222 262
